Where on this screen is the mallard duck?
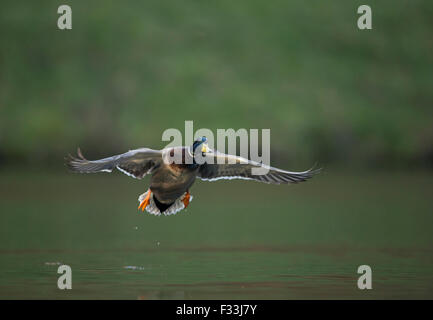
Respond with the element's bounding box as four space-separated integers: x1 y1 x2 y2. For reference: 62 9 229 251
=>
66 137 320 216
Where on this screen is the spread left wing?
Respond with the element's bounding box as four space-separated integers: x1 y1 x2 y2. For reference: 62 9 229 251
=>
66 147 162 179
197 150 320 184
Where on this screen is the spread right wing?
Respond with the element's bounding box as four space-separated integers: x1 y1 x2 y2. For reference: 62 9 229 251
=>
66 147 162 179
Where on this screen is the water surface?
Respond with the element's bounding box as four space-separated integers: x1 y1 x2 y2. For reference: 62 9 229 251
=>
0 169 432 299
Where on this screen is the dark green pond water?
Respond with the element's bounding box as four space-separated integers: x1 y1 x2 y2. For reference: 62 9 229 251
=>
0 169 432 299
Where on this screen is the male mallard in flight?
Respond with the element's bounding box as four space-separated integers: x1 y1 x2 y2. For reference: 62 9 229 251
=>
66 137 320 216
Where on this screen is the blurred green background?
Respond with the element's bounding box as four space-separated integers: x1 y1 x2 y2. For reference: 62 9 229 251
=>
1 0 432 168
0 0 432 299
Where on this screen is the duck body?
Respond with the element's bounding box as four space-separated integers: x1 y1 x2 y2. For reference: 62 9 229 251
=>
66 137 320 216
150 146 198 206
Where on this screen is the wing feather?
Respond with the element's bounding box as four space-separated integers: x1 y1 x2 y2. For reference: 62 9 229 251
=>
66 147 162 179
198 151 320 184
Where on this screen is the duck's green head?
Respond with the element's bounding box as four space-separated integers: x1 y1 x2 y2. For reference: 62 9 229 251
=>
192 136 209 154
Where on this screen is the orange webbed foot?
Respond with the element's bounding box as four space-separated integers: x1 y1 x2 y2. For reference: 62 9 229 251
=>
138 190 152 211
182 191 191 209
